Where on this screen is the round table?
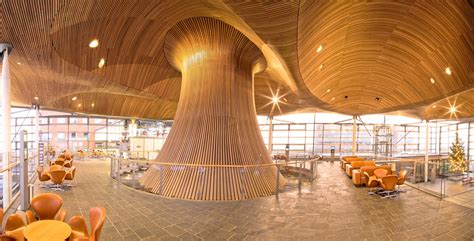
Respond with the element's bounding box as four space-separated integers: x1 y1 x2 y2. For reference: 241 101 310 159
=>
24 220 72 241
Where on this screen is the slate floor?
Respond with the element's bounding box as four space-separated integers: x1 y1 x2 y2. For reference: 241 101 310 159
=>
35 159 474 241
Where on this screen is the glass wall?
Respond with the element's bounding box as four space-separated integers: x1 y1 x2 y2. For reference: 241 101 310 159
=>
9 108 171 158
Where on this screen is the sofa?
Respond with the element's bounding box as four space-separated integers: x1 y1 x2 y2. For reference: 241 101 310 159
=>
352 165 392 186
341 157 367 171
345 160 376 177
340 156 363 170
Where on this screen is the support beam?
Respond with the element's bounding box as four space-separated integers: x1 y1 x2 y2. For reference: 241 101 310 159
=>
1 44 12 207
352 115 357 156
268 116 273 154
140 17 284 200
34 105 40 167
424 120 430 182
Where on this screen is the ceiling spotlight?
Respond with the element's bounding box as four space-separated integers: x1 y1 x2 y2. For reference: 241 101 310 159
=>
430 78 435 84
326 89 331 93
78 104 82 107
445 67 452 75
98 58 106 68
272 96 279 104
331 97 335 101
34 96 39 100
316 45 323 53
17 62 21 65
375 97 380 101
449 106 456 113
72 96 77 101
432 105 437 109
91 103 95 107
89 39 99 48
319 64 324 71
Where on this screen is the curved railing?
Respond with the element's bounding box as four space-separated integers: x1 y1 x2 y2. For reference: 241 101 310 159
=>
108 153 320 200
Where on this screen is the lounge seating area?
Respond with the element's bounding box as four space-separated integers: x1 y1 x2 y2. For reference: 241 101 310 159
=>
37 150 77 191
0 193 106 241
340 156 407 199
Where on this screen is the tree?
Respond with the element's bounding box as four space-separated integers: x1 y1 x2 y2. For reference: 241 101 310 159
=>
448 133 467 174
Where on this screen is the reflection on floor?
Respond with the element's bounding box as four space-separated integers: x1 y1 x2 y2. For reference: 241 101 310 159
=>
446 191 474 210
416 178 474 197
35 159 474 241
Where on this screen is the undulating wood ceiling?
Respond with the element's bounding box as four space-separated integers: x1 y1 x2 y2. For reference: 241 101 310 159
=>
0 0 473 120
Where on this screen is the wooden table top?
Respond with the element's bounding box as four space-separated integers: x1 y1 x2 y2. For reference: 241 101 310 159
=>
23 220 72 241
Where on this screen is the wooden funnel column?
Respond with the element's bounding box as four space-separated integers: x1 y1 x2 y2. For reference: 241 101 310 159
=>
140 17 285 200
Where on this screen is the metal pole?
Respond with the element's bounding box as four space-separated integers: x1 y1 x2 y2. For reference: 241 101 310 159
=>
19 130 29 211
268 116 273 154
298 163 302 193
1 45 13 208
110 156 114 178
352 116 357 156
132 162 136 188
425 121 430 182
275 165 280 199
34 105 40 167
117 158 122 183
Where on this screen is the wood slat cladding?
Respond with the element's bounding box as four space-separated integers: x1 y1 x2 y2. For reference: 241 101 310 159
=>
140 17 285 200
1 0 473 120
298 0 474 115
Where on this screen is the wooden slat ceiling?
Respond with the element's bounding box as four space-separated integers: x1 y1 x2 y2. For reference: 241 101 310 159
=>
0 0 472 120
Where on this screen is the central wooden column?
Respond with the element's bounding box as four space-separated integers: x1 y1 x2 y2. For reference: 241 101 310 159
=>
140 17 285 200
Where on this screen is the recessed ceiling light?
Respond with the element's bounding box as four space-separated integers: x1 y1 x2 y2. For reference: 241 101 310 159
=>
316 45 323 53
326 89 331 93
91 103 95 107
449 106 456 113
78 104 82 107
272 96 279 104
331 97 335 101
319 64 324 71
17 62 21 65
98 58 106 68
432 105 436 108
34 96 39 100
445 67 452 75
430 78 435 84
89 39 99 48
72 96 77 101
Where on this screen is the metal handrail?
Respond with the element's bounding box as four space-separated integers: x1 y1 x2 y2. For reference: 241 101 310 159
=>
115 158 283 168
0 153 38 173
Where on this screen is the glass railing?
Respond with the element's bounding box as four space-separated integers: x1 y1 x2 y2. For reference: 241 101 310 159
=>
108 152 321 199
368 155 473 198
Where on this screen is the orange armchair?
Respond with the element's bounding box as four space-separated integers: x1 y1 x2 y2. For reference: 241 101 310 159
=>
68 207 106 241
49 169 67 191
65 167 77 186
396 170 408 193
3 213 26 241
363 168 389 194
36 167 50 188
64 159 73 168
378 175 399 198
26 193 66 224
53 158 65 166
